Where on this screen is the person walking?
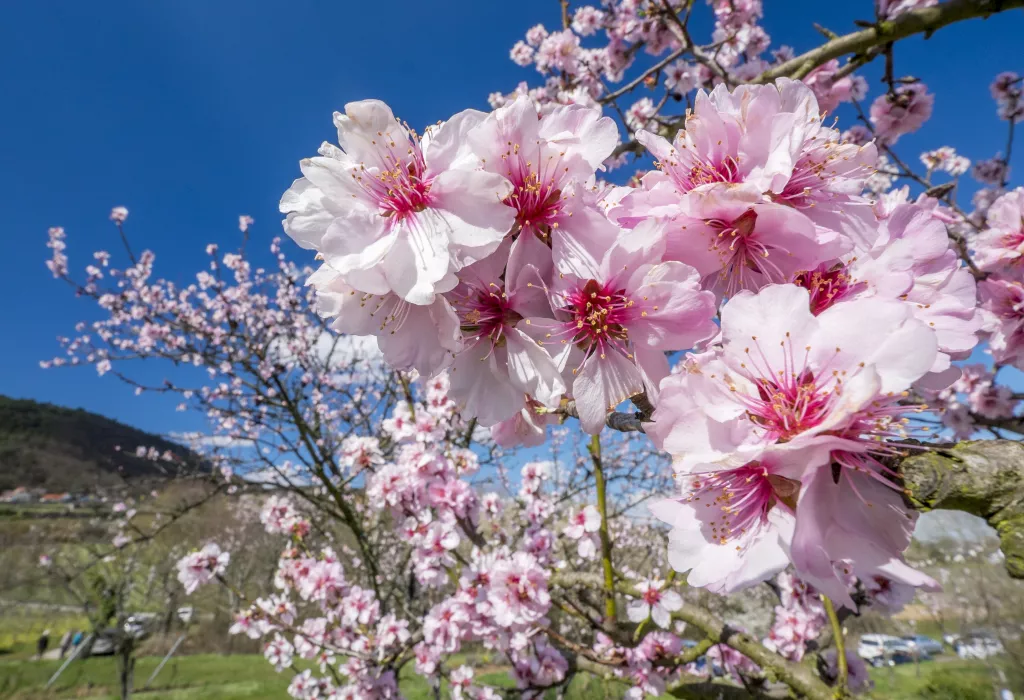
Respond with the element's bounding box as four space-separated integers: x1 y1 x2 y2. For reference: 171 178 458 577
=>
36 629 50 659
59 630 73 659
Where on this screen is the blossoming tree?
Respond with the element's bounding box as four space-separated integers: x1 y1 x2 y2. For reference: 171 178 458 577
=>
45 0 1024 698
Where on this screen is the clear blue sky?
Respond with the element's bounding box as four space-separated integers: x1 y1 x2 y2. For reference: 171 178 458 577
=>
1 0 1021 437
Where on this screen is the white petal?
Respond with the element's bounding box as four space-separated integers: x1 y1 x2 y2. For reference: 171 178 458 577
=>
572 351 644 434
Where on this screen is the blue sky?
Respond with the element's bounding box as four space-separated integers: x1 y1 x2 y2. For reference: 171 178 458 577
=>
1 0 1022 437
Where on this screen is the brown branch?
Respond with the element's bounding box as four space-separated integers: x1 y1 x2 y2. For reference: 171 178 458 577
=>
758 0 1024 83
899 440 1024 579
600 48 687 104
551 573 835 700
668 678 791 700
657 0 730 85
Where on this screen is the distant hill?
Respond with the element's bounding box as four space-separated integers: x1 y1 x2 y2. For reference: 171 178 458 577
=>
0 395 205 493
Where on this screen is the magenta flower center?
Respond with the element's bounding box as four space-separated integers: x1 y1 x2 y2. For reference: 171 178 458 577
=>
1001 227 1024 254
687 463 797 545
352 138 433 221
746 370 834 441
704 209 789 296
661 152 741 192
561 279 633 354
792 263 862 315
730 335 925 483
452 281 520 348
500 146 566 237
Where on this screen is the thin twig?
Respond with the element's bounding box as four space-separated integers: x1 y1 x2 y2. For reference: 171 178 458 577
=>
588 433 618 632
822 594 848 692
758 0 1024 83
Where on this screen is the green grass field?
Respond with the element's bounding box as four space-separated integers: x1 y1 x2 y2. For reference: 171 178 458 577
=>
1 654 293 699
1 651 1021 699
0 653 529 700
868 656 1023 700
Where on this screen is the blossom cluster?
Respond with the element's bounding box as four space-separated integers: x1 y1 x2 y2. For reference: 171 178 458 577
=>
284 75 984 612
763 572 827 662
176 543 230 594
976 188 1024 370
283 95 718 435
232 540 411 699
201 379 579 699
46 0 1024 696
493 0 878 129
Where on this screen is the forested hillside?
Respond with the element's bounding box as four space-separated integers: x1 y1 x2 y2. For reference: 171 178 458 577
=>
0 395 203 492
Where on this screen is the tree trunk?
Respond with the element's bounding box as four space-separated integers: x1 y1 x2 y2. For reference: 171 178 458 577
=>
118 637 135 700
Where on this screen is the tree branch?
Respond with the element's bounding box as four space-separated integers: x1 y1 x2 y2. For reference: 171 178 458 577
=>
900 440 1024 578
758 0 1024 83
588 434 618 631
552 573 836 700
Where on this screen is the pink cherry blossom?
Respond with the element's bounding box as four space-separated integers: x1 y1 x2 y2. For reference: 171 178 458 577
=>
706 642 760 685
979 277 1024 369
488 552 551 626
466 96 619 275
530 221 717 432
339 435 384 473
664 60 698 94
801 59 867 114
261 495 306 536
571 6 605 36
763 572 826 661
282 99 515 305
446 239 565 426
973 187 1024 272
524 24 548 47
869 83 934 144
798 201 981 379
649 284 937 473
512 640 568 692
791 464 940 608
920 146 970 177
535 30 581 75
973 157 1009 186
510 41 535 67
176 542 230 594
264 634 295 671
626 579 683 628
306 264 462 376
650 456 796 594
563 504 601 539
665 186 850 297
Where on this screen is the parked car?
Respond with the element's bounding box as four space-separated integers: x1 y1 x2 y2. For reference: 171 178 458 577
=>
177 606 194 624
86 630 117 656
857 634 918 667
901 635 944 656
123 613 157 639
956 634 1005 659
